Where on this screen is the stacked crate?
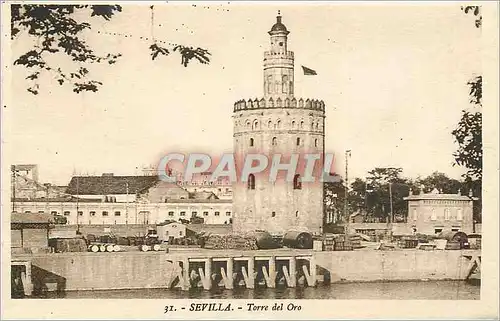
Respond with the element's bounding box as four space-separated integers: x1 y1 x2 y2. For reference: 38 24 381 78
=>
322 236 335 251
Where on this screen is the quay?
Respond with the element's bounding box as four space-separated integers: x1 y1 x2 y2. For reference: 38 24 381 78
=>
11 248 481 294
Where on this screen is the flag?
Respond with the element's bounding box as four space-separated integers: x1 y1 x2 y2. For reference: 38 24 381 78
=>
301 65 317 75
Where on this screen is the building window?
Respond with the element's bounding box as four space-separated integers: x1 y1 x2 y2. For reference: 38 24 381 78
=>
457 208 463 221
192 211 198 217
451 228 460 232
268 120 272 128
271 211 276 217
64 211 70 216
38 210 45 214
444 208 450 220
51 211 57 215
179 231 183 237
102 211 108 216
267 75 273 93
412 208 417 221
180 211 186 216
434 228 442 234
203 211 209 216
114 211 121 216
24 210 31 214
272 137 277 146
315 139 318 147
282 76 288 93
295 211 299 217
277 120 281 128
168 211 174 216
215 211 220 216
252 121 259 130
248 174 256 190
292 120 296 128
250 138 254 146
431 209 436 221
90 211 96 216
226 211 231 216
293 174 302 190
296 137 301 146
78 211 83 216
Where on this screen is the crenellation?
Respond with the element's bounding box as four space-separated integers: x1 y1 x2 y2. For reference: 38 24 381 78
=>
233 98 325 112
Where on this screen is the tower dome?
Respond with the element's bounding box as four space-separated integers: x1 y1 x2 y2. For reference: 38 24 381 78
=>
269 14 290 35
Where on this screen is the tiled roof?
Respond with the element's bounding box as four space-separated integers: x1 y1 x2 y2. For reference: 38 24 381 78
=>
11 213 53 224
66 175 159 195
404 193 477 201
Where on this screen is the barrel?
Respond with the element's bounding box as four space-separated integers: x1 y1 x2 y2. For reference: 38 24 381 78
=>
113 245 121 252
437 231 468 248
140 244 149 252
248 230 279 249
88 244 99 253
153 244 161 251
99 245 107 252
282 230 313 249
106 244 114 252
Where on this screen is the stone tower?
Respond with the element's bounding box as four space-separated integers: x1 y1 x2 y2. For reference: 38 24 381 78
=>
232 14 325 235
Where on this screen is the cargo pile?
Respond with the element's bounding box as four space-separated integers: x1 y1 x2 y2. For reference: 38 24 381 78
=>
49 238 87 253
322 236 335 251
202 233 259 250
397 236 419 249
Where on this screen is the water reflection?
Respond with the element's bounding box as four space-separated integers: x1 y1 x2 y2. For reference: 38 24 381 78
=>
33 281 479 300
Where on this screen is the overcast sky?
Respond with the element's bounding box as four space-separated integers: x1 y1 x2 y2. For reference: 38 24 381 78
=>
7 3 481 185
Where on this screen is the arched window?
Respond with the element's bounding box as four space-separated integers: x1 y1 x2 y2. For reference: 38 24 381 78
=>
249 138 254 147
431 209 437 221
268 120 272 128
314 139 318 147
457 208 463 221
444 208 450 220
282 75 288 93
246 120 251 128
296 137 301 146
293 174 302 190
247 174 255 190
272 137 277 146
252 120 259 130
271 211 276 217
300 121 304 129
267 76 273 93
277 120 281 128
275 82 280 93
295 211 299 217
291 120 296 128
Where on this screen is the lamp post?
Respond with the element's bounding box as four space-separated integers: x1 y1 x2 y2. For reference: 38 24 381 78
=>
344 150 351 236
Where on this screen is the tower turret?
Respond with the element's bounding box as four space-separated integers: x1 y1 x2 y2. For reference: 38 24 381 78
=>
263 12 295 100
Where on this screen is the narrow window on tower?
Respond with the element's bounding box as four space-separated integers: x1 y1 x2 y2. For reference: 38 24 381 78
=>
315 139 318 147
248 174 256 190
250 138 254 147
291 120 296 129
289 81 293 94
272 137 277 146
277 120 281 128
293 174 302 190
296 137 301 146
271 211 276 217
267 76 273 93
300 121 304 129
282 75 288 93
268 120 272 128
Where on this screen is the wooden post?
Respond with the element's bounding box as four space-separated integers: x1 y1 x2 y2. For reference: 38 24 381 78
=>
309 256 316 287
247 257 255 289
226 258 234 289
181 259 190 291
289 258 297 287
263 257 276 288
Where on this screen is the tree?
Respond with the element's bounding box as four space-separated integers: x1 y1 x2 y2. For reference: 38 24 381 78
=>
452 5 482 220
323 174 346 224
416 171 462 194
11 4 211 95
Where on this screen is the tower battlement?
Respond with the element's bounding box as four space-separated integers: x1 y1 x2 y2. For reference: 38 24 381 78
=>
233 97 325 112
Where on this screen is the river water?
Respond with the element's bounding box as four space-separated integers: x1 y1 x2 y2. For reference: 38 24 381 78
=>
38 281 479 300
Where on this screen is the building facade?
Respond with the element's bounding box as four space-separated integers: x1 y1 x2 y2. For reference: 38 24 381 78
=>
404 188 475 235
232 14 325 234
13 199 232 226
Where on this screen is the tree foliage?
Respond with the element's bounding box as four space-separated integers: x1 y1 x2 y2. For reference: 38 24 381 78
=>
11 5 211 95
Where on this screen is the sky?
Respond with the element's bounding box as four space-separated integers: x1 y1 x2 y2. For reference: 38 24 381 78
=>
6 3 482 185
